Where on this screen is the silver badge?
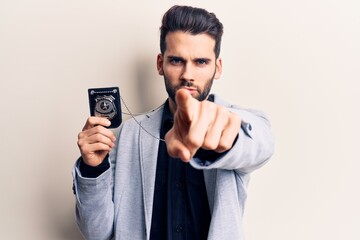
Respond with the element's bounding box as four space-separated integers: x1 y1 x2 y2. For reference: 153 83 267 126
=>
94 95 117 120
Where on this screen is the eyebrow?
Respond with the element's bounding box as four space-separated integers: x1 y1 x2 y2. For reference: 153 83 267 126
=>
194 57 212 63
167 55 184 61
167 56 212 62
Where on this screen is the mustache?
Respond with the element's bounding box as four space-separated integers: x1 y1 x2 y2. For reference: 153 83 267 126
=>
180 81 194 87
174 81 199 92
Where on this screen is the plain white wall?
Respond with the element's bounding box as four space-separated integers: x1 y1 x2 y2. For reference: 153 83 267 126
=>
1 0 359 239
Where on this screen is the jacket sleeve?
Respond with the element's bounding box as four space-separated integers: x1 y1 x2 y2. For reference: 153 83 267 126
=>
190 107 274 174
72 141 118 240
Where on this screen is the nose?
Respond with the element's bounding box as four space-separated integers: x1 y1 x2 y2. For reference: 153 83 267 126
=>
180 63 195 82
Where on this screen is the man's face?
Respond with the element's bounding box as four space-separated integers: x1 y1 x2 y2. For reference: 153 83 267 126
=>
157 31 222 109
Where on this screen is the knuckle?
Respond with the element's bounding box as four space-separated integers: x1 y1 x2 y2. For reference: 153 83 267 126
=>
186 135 202 149
166 145 177 158
80 144 89 154
218 106 228 117
95 142 106 151
94 125 103 132
77 139 83 147
102 143 111 151
217 141 232 152
77 132 84 140
223 141 232 150
88 116 96 123
203 140 217 150
169 149 176 158
95 133 106 142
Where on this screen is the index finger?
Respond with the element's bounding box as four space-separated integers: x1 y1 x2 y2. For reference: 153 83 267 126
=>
175 89 197 122
83 116 111 131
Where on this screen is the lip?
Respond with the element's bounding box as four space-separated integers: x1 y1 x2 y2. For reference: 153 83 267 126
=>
181 87 197 92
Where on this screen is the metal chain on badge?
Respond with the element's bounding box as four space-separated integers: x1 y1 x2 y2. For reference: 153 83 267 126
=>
119 95 166 142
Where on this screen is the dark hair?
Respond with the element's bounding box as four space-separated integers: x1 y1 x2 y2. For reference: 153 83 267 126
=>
160 5 224 58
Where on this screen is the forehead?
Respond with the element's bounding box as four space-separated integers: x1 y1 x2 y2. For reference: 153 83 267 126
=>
164 31 216 58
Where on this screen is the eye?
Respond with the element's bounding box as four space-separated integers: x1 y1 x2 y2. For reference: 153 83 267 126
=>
196 59 209 65
169 57 183 65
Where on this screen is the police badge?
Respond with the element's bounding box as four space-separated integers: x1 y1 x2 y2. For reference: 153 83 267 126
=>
88 87 122 128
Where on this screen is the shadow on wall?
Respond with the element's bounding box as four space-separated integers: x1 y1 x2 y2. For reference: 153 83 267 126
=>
41 171 84 240
46 206 84 240
133 56 167 112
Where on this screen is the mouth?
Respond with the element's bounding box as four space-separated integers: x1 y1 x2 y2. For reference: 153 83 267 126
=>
178 86 198 95
183 86 197 91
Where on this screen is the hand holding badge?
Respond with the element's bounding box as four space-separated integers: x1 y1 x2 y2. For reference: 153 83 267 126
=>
88 87 122 128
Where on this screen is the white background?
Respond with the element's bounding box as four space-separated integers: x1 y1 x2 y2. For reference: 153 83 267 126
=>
1 0 359 239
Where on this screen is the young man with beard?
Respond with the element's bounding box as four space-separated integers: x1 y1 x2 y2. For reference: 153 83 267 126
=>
73 5 274 240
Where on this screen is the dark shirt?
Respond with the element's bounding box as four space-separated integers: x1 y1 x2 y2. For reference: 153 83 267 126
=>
150 99 213 240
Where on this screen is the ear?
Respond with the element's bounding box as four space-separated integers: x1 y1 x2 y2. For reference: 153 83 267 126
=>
214 57 222 80
157 54 164 75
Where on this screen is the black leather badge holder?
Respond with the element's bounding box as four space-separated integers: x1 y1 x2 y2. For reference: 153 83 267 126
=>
88 87 122 128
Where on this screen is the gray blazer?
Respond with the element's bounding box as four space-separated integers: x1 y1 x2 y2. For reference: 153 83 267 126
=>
73 94 274 240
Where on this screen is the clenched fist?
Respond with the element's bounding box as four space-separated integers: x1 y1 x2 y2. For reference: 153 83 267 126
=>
77 117 116 167
165 89 241 162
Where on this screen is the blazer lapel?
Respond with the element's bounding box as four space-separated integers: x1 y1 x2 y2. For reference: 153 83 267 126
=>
138 107 163 238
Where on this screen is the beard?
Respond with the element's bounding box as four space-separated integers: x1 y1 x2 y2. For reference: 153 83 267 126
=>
164 70 216 104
